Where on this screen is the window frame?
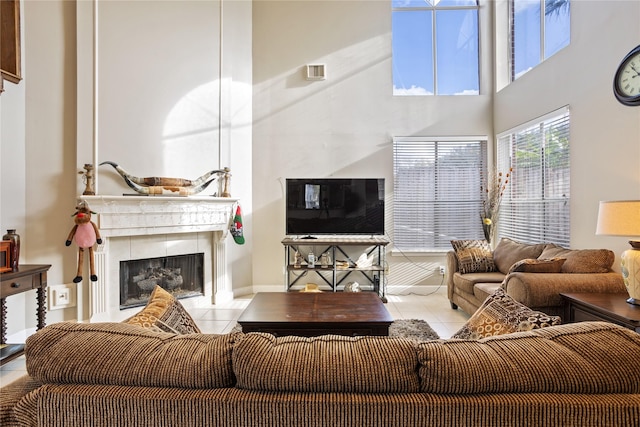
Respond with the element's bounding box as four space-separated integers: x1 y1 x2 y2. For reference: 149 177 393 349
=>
509 0 571 81
496 106 571 246
392 0 480 96
393 136 488 252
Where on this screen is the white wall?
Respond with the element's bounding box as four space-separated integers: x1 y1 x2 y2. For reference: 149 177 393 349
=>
251 0 493 291
0 0 252 339
1 0 639 337
494 0 640 266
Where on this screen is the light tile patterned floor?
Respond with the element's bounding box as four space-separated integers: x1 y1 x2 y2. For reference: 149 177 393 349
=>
0 288 469 387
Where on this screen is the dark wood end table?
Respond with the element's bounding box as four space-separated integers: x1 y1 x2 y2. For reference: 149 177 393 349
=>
1 264 51 365
560 292 640 333
237 292 393 337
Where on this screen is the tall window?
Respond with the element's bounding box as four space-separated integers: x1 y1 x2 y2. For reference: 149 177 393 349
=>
496 107 570 246
392 0 479 96
511 0 570 80
393 137 487 251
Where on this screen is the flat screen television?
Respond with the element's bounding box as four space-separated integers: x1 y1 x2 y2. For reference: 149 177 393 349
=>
285 178 385 236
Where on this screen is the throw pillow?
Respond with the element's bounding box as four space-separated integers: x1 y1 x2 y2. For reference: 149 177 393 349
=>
508 257 566 274
125 285 201 334
450 240 496 274
492 238 547 274
539 244 615 273
452 288 561 340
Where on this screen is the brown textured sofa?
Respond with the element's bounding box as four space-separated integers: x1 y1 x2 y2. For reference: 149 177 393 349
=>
447 238 626 317
2 321 640 426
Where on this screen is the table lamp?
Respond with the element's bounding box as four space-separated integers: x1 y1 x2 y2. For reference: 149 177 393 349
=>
596 200 640 305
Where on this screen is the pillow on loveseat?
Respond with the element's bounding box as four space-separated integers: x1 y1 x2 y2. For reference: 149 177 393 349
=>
125 285 201 334
450 239 496 274
452 288 561 340
508 257 566 274
492 238 547 274
539 244 615 273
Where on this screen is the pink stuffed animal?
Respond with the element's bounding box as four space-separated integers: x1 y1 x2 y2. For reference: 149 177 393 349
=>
65 201 102 283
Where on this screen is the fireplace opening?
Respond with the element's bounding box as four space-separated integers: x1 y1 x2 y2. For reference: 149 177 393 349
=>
120 253 204 309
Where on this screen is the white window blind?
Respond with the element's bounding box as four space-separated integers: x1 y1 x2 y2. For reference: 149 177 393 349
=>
496 107 570 246
393 137 487 251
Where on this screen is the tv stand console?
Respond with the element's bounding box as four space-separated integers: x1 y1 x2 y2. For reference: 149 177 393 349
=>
281 236 390 302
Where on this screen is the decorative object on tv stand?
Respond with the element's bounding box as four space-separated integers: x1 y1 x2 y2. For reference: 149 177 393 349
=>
2 229 20 271
99 161 230 196
596 200 640 305
480 168 512 244
65 201 102 283
78 163 96 195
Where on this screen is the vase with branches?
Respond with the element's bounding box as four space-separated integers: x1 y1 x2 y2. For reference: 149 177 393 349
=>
480 167 512 244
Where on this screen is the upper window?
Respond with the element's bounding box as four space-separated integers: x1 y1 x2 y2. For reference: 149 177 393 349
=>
511 0 570 80
392 0 479 96
393 137 487 251
496 107 570 246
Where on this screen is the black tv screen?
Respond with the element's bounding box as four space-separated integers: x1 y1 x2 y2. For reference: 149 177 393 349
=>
286 178 385 236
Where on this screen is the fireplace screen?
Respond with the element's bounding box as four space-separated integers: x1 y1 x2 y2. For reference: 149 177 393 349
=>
120 253 204 309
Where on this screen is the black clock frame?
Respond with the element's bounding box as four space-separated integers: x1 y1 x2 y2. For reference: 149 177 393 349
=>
613 44 640 106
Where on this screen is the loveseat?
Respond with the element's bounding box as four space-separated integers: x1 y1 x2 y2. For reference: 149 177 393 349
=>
2 321 640 426
447 238 626 317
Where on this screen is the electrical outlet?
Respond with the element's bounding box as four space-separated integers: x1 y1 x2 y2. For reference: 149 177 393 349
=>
439 266 446 276
49 284 77 310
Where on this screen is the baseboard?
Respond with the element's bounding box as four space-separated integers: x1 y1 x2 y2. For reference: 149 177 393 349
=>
386 284 444 296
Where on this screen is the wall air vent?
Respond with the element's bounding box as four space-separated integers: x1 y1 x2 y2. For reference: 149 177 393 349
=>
305 64 326 81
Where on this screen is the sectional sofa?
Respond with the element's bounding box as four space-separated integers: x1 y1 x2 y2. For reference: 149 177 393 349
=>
447 238 626 316
2 320 639 426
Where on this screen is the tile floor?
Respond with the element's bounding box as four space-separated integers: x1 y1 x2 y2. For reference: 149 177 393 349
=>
0 287 469 387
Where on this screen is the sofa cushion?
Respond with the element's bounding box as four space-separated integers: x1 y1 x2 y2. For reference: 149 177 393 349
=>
452 288 560 340
453 272 505 295
492 238 547 274
233 333 420 393
450 240 496 274
539 244 615 273
419 322 640 394
508 257 566 274
25 322 237 389
125 285 201 334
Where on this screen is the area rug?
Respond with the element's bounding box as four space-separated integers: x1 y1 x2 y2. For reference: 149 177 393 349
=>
388 319 440 342
231 319 439 342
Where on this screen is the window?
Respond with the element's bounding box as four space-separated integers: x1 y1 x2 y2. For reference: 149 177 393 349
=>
392 0 479 96
496 107 570 246
393 137 487 251
511 0 570 80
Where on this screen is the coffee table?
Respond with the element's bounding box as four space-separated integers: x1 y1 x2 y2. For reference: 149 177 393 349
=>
237 292 393 337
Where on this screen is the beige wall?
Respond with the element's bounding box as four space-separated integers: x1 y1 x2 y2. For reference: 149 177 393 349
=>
0 0 252 338
493 0 640 261
251 0 494 289
1 0 639 337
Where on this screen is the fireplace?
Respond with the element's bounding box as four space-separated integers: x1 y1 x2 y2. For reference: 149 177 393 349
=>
120 253 205 309
78 195 237 322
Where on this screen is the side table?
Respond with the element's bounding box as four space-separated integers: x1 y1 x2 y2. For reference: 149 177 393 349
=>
560 292 640 333
1 264 51 365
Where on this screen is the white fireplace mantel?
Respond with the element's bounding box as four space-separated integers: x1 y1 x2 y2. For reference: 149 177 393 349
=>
78 195 238 321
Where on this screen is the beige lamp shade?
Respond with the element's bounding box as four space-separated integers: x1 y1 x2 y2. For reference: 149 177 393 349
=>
596 200 640 237
596 200 640 305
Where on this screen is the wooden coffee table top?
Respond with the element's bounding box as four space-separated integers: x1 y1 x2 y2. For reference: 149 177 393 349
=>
237 292 393 336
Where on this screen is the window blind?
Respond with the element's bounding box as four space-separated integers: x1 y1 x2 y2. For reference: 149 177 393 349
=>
497 107 570 246
393 137 487 251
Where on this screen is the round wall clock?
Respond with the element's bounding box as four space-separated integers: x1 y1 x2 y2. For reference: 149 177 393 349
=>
613 44 640 106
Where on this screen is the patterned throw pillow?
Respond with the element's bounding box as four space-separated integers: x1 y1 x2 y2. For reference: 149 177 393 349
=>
452 288 561 340
450 240 496 274
508 257 566 274
125 285 201 334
